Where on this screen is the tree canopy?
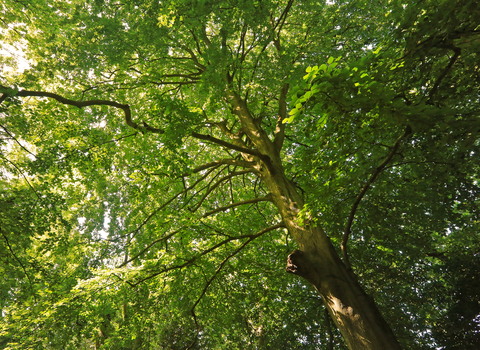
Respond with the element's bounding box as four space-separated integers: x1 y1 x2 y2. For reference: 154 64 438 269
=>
1 0 479 349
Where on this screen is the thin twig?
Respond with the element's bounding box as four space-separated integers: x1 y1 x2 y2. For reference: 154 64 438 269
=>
130 165 220 240
191 170 252 212
1 228 37 303
128 222 284 286
0 154 41 200
188 223 284 339
80 132 138 153
0 123 37 158
118 226 184 268
202 194 273 218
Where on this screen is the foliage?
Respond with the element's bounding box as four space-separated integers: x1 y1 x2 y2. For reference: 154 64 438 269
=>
1 0 479 349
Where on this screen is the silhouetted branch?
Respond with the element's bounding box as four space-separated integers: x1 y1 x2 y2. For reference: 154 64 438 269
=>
427 48 461 104
189 222 285 329
0 154 41 200
129 222 284 286
0 123 37 158
0 85 163 134
0 228 37 303
342 127 411 269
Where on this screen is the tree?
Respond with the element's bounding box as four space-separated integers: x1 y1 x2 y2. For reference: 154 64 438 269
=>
1 0 479 349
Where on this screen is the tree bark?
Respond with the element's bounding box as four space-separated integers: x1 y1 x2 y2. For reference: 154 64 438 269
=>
262 158 403 350
225 91 403 349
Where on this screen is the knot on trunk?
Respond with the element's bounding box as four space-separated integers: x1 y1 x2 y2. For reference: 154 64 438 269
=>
286 249 307 275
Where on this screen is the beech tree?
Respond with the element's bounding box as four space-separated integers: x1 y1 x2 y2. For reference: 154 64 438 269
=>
1 0 479 349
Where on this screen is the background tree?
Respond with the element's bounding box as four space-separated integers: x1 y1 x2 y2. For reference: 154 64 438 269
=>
1 0 479 349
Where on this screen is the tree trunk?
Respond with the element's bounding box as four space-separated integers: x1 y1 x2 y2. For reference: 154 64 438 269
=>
284 229 402 350
264 170 403 350
227 90 402 349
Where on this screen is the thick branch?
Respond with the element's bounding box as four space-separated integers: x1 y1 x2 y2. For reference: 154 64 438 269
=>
226 91 271 149
274 83 289 150
190 158 256 173
273 0 295 33
181 44 206 71
341 128 410 269
151 80 197 86
149 158 256 177
214 120 249 149
192 131 277 173
0 85 163 134
271 0 295 51
225 91 278 175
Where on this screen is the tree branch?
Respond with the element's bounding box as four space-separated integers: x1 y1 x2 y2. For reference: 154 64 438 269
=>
325 307 335 350
180 165 229 210
190 170 252 212
129 222 284 286
427 48 461 104
274 83 289 150
224 91 278 175
191 131 261 158
81 132 138 153
0 85 164 134
0 123 37 159
118 226 184 268
0 228 37 303
130 159 255 241
214 119 249 150
130 165 221 240
189 222 285 327
0 93 8 104
202 193 273 218
149 158 256 177
0 154 41 200
190 157 256 172
341 128 411 270
273 0 295 33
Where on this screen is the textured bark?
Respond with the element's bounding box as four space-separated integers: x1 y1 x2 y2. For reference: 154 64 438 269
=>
266 166 403 350
226 91 403 350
